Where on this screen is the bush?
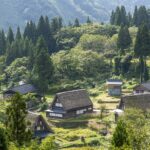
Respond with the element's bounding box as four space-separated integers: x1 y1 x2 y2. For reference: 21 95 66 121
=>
88 139 100 146
39 102 49 111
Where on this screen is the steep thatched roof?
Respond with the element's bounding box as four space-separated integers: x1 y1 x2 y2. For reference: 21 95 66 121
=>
11 84 37 94
4 84 37 95
133 82 150 91
27 112 52 132
52 89 93 111
119 94 150 110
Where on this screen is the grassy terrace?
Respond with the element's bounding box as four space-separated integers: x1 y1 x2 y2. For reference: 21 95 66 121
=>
46 112 115 150
0 80 137 149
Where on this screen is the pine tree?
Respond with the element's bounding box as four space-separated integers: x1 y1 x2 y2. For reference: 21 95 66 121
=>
144 62 149 82
137 6 149 26
110 11 115 25
0 30 6 55
114 6 121 25
24 21 37 43
50 17 59 33
114 57 121 76
57 17 63 29
7 27 14 44
37 16 45 37
127 12 132 26
16 27 22 40
86 16 92 24
117 25 132 53
120 6 127 25
33 36 54 93
133 6 138 26
6 93 31 146
134 24 150 82
74 18 80 27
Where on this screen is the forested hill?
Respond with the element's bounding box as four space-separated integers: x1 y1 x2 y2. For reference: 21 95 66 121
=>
1 0 150 29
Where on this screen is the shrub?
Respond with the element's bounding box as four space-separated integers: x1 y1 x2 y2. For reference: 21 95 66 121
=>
88 139 100 146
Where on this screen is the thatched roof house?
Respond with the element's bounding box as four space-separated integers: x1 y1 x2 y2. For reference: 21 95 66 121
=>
133 82 150 94
46 89 93 118
119 94 150 110
27 112 52 139
3 84 39 98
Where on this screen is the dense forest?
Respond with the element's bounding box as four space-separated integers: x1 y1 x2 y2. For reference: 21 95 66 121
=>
0 5 150 94
1 5 150 150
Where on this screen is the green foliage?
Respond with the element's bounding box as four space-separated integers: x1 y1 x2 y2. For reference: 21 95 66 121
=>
39 136 57 150
32 37 54 92
112 119 129 148
110 6 129 26
6 93 32 146
16 27 22 40
52 48 110 80
79 34 108 52
117 25 132 53
5 57 29 83
134 24 150 57
112 109 150 150
7 27 14 44
0 30 6 55
74 18 80 27
134 24 150 82
0 124 8 150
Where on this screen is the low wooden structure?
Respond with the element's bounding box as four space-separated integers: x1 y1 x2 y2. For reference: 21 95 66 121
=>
133 82 150 94
119 94 150 110
3 84 40 98
106 79 122 96
27 112 52 139
46 89 93 118
3 84 43 109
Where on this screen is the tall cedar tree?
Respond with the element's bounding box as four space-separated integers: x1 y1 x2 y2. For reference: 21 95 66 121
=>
74 18 80 27
0 125 8 150
51 17 63 33
117 25 132 53
120 6 127 25
87 16 92 24
110 11 115 25
24 21 37 43
144 62 149 81
114 6 121 25
133 6 138 26
127 12 132 26
16 27 22 40
0 30 6 55
137 6 149 27
134 24 150 82
7 27 14 44
34 36 54 93
6 93 31 146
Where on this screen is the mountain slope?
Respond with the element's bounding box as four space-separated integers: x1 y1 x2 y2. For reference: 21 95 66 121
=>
0 0 150 30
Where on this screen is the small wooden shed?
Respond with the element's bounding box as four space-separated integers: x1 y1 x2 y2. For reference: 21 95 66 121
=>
106 79 123 96
46 89 93 119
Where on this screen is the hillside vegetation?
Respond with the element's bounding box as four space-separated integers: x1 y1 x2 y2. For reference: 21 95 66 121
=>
0 4 150 150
